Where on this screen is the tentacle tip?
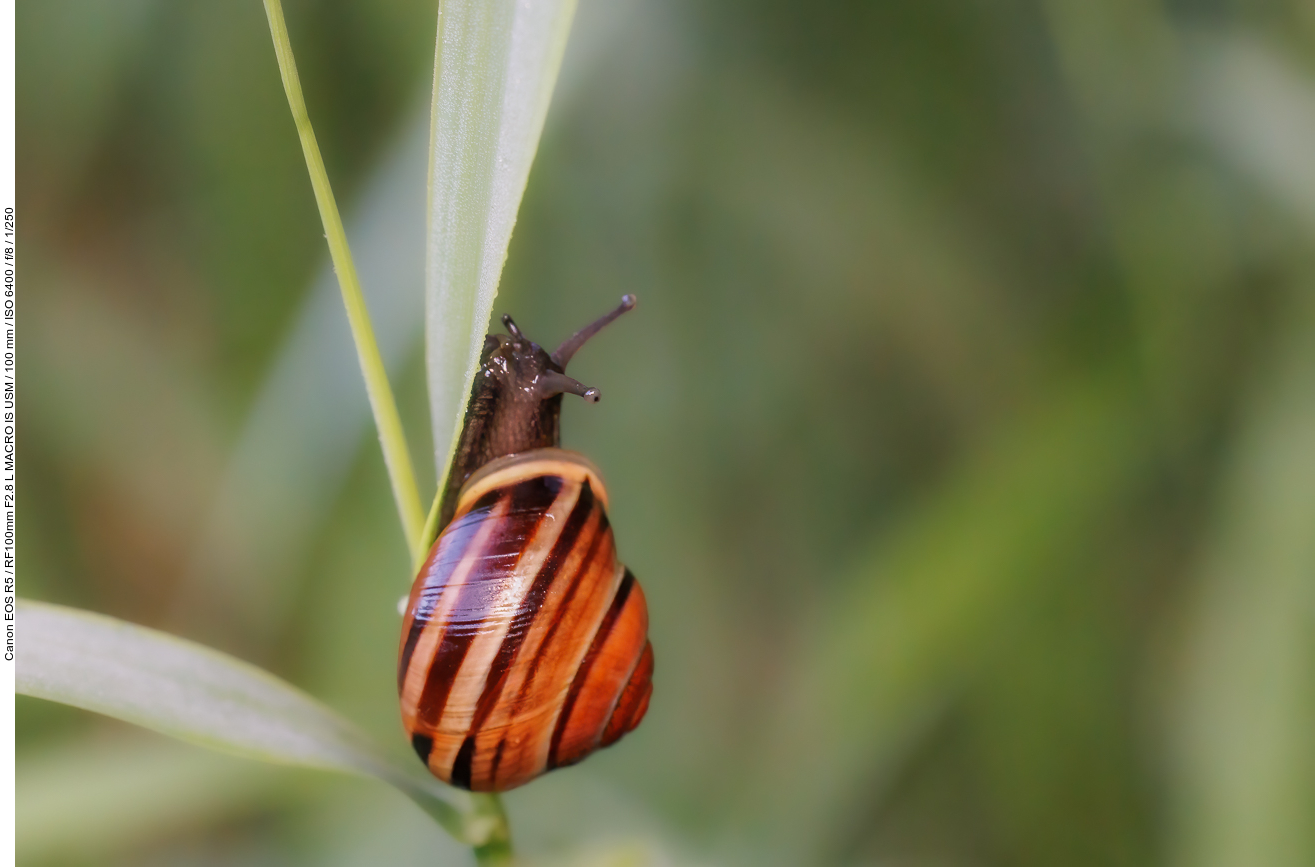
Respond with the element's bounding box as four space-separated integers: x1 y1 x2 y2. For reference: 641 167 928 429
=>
583 388 602 403
620 294 637 310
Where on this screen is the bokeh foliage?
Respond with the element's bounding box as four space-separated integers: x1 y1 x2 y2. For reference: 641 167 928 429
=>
17 0 1315 865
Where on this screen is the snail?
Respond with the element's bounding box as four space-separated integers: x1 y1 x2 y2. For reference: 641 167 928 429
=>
398 296 652 792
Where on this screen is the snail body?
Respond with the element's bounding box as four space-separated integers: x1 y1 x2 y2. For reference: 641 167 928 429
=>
398 298 652 792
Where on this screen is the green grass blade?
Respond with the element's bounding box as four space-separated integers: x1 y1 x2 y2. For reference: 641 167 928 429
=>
424 0 579 495
1168 298 1315 867
414 488 445 572
419 0 580 850
262 0 425 552
15 599 480 843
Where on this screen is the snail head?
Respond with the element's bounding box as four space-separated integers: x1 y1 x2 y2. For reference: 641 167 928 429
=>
442 295 637 529
479 294 637 406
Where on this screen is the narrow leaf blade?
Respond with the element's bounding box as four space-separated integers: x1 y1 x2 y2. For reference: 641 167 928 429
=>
15 599 470 840
1169 298 1315 867
425 0 578 483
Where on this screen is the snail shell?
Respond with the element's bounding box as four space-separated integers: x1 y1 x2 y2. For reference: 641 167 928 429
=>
398 449 652 792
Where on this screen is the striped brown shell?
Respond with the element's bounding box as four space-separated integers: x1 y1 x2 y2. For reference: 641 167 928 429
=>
398 448 653 792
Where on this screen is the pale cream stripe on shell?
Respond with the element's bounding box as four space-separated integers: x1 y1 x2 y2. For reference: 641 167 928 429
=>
400 494 512 722
497 561 625 785
426 476 583 775
456 450 609 519
469 504 607 777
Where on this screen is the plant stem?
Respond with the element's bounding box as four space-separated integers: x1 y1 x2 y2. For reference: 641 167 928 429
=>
261 5 515 864
470 794 514 866
262 0 426 552
412 488 444 572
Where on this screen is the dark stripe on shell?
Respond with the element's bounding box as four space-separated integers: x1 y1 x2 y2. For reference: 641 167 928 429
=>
450 735 477 790
484 507 610 786
602 640 653 747
516 509 610 689
548 568 636 768
414 477 561 728
469 480 597 735
411 732 434 764
397 490 502 692
489 736 508 782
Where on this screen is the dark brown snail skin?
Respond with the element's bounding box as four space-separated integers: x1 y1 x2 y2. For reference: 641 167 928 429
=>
398 296 653 792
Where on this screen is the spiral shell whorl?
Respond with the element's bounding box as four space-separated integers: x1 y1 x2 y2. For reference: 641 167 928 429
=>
398 450 651 791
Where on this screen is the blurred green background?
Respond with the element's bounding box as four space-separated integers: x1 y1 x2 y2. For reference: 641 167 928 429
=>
16 0 1315 864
